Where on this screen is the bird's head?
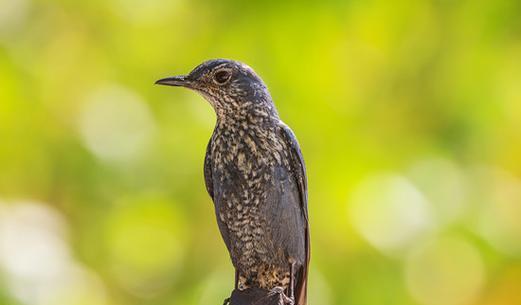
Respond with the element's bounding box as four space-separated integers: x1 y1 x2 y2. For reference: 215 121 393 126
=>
156 59 277 119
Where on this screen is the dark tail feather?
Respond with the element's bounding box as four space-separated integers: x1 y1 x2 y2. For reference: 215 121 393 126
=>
295 266 307 305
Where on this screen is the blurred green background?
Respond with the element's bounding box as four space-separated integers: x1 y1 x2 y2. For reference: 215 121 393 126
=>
1 0 521 305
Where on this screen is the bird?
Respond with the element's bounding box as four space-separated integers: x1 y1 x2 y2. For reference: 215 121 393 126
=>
156 59 309 305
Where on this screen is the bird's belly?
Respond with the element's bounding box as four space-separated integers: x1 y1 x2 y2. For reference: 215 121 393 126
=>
217 190 291 289
214 167 291 272
217 186 274 264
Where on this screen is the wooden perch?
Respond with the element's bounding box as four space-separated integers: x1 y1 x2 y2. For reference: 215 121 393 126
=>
227 288 286 305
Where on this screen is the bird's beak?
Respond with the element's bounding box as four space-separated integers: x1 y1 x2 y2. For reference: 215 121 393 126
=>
155 75 190 87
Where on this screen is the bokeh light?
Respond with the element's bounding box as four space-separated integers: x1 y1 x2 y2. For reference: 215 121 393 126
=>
405 236 485 305
349 174 433 256
472 167 521 256
0 0 29 36
407 157 468 225
78 85 157 164
105 196 185 297
0 201 108 305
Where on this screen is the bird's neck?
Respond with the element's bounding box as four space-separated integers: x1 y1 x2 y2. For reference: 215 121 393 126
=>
215 100 279 130
212 105 283 166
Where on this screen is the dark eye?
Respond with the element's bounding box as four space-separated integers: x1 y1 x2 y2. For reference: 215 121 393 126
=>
214 70 231 84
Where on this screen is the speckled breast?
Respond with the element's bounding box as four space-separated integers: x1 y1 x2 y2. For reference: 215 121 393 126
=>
210 125 291 288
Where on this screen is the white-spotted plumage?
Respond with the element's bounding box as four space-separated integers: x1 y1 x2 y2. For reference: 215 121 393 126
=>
158 59 309 305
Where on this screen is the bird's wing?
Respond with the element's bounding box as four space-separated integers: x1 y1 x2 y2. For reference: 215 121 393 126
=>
278 121 309 305
204 137 214 200
204 135 233 256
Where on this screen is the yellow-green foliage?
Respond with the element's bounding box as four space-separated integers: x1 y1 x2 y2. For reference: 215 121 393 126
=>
0 1 520 305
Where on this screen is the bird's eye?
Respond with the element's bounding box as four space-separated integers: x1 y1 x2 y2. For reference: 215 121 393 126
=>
214 70 231 84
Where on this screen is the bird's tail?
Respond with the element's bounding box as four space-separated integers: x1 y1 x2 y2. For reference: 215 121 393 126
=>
295 266 307 305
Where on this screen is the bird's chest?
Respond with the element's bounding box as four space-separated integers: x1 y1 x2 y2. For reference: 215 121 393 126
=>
211 131 278 209
211 124 285 187
210 128 286 256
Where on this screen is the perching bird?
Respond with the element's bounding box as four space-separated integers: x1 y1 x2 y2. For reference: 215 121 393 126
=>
156 59 309 305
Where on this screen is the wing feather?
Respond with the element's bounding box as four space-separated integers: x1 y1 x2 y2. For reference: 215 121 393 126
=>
204 137 214 199
278 122 309 305
205 137 233 254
